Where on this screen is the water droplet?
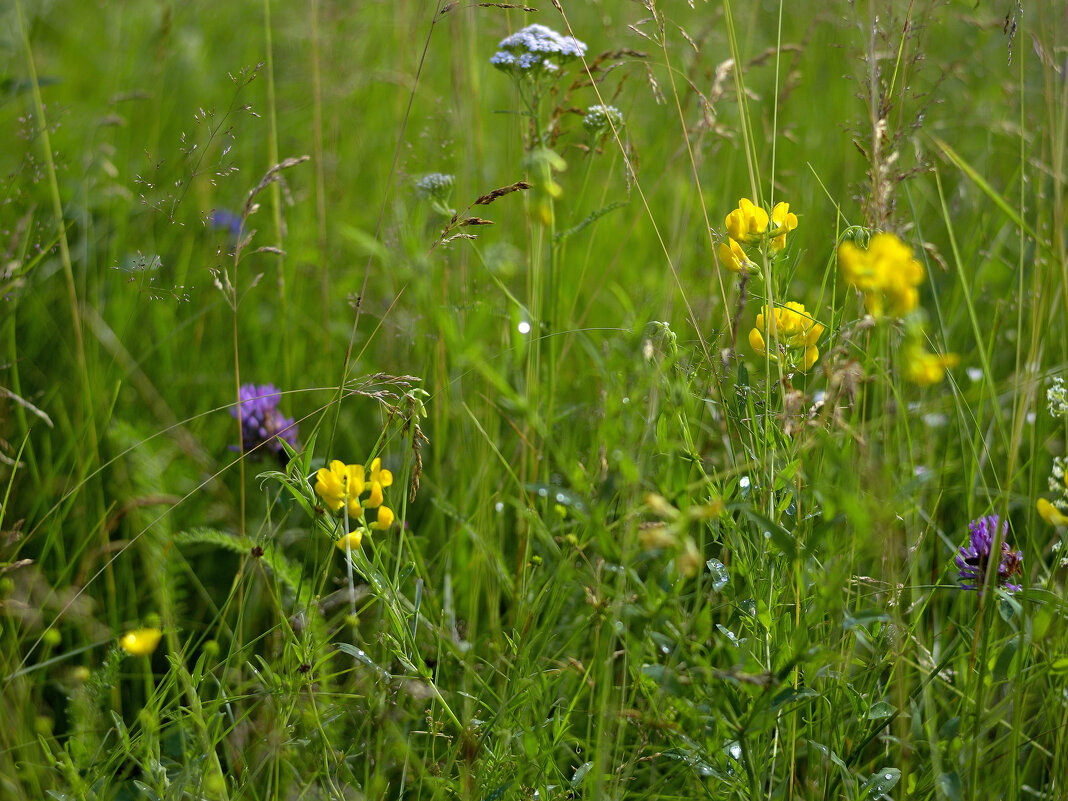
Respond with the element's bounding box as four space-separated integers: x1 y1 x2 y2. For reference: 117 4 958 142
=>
517 320 531 334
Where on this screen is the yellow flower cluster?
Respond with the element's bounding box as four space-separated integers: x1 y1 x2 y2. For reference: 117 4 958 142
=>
837 233 924 318
315 458 396 549
718 198 798 274
902 343 960 386
748 301 824 372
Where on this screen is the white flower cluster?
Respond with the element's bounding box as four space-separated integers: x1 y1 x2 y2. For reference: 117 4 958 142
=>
1048 377 1068 418
490 24 587 76
582 104 624 135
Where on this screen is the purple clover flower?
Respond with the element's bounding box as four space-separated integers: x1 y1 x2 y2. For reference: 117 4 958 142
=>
955 515 1023 592
230 384 299 464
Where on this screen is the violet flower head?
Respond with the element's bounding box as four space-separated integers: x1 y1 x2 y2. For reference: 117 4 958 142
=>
955 515 1023 592
209 209 243 241
230 383 299 464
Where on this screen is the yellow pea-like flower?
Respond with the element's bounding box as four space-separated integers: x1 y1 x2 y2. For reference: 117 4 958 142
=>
368 458 393 489
370 506 395 530
364 481 384 509
839 232 925 318
717 239 755 274
748 327 768 355
769 202 798 252
335 530 364 551
1038 498 1068 526
725 198 769 244
904 345 958 386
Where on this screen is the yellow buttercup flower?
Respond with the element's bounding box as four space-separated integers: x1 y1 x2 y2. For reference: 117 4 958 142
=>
120 628 162 656
838 233 925 318
1038 498 1068 526
903 344 958 386
725 198 769 244
717 238 756 274
769 202 798 252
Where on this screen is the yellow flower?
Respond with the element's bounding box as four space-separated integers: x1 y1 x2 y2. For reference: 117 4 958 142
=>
368 458 393 489
316 457 396 532
717 239 756 274
769 202 798 252
725 198 769 244
838 233 925 318
315 460 365 517
749 302 823 372
370 505 395 530
120 628 162 656
1038 498 1068 526
335 530 364 551
748 326 768 356
904 345 959 386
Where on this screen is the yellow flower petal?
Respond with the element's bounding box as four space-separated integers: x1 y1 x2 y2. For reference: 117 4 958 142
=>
335 530 364 551
369 458 393 488
364 481 384 509
748 327 767 355
1038 498 1068 526
315 464 345 513
801 345 819 372
347 463 366 496
120 628 162 656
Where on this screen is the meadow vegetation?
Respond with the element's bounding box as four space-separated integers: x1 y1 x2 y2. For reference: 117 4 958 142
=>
2 0 1068 799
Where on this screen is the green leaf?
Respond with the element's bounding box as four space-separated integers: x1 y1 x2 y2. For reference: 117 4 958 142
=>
867 701 895 720
771 685 818 711
861 766 901 798
742 507 798 557
337 643 391 679
997 592 1021 623
570 761 593 789
992 636 1019 683
706 558 730 591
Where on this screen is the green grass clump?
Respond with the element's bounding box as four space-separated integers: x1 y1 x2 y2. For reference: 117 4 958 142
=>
2 0 1068 799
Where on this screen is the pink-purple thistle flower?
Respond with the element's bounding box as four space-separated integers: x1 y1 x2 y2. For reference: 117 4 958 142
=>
955 515 1023 592
231 384 299 464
